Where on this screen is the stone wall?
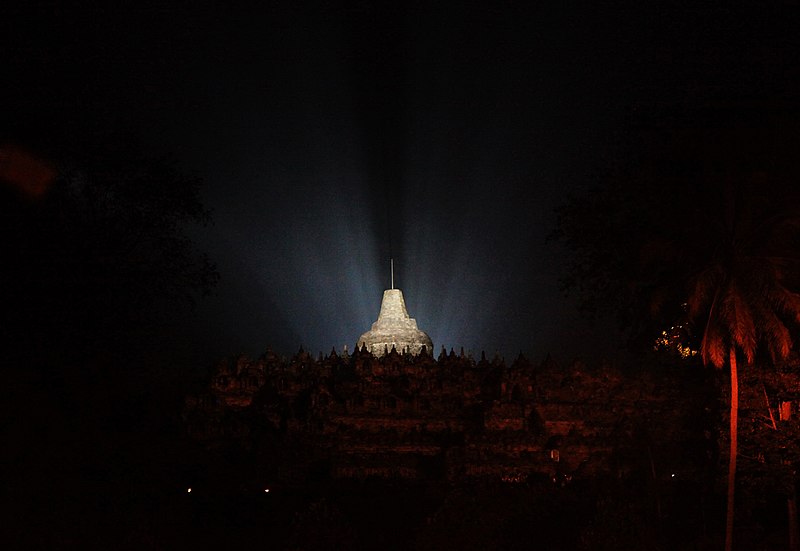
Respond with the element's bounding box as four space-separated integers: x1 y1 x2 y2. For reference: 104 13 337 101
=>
184 346 706 486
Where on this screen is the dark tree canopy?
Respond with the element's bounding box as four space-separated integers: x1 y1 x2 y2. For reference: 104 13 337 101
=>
1 135 220 551
1 133 218 364
555 105 800 551
552 106 800 353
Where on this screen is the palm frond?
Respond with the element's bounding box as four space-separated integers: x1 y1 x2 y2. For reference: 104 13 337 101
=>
752 303 792 363
701 322 727 368
721 282 757 364
772 288 800 324
761 256 800 271
688 264 723 321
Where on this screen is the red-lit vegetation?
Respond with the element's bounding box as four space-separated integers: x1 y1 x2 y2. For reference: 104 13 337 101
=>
554 107 800 550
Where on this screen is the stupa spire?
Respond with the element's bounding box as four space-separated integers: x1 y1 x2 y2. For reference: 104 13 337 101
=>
357 261 433 357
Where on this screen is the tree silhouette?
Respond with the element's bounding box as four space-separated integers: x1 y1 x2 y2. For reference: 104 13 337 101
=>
554 106 800 549
1 133 218 364
685 184 800 551
2 133 218 548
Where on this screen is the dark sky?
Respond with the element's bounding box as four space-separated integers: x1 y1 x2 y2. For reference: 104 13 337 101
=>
3 2 798 363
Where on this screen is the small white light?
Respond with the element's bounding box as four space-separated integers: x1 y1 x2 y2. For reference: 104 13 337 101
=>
671 473 676 478
264 488 270 493
187 488 192 493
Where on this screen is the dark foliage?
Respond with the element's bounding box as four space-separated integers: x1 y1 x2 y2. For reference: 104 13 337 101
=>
1 134 218 363
552 106 800 352
553 105 800 549
1 134 218 549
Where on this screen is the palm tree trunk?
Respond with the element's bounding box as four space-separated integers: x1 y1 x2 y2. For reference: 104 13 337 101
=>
647 444 663 534
725 348 738 551
789 480 799 551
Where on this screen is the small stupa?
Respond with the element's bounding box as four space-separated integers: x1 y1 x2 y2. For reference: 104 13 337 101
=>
357 260 433 356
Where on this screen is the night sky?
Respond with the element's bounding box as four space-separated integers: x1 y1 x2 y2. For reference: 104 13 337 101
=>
3 2 798 363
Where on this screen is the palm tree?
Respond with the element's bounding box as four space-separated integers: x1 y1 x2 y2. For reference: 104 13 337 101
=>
553 113 800 548
686 188 800 551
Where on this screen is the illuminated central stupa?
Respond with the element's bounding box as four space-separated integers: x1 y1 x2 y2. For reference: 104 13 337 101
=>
357 262 433 356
